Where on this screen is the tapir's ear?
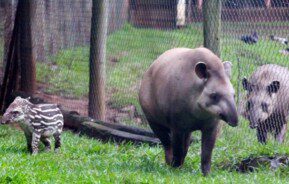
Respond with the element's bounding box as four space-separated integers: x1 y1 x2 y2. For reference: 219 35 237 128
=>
223 61 232 79
266 81 280 94
195 62 208 79
242 78 252 91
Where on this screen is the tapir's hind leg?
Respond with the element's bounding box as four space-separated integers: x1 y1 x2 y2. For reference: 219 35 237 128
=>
171 131 191 167
148 122 173 165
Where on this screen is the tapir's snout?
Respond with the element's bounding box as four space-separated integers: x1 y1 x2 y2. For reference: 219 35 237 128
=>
220 111 238 127
227 113 238 127
220 100 239 127
1 118 7 124
1 114 11 124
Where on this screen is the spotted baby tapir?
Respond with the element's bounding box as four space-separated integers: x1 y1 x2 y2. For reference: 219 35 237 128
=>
1 97 64 155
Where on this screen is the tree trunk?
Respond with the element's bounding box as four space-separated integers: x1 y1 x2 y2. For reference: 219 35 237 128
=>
88 0 109 120
203 0 221 56
18 0 36 95
0 0 20 112
187 0 193 24
3 0 16 70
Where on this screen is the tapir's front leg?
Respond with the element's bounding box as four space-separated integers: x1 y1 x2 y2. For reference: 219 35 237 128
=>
257 127 267 144
275 123 287 143
201 126 218 176
171 131 191 167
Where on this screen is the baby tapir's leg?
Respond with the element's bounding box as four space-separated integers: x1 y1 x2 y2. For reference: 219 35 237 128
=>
53 133 61 152
31 132 41 155
24 132 32 152
41 137 51 151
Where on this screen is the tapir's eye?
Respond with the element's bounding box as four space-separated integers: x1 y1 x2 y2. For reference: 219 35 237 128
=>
246 101 253 111
261 102 269 113
210 92 221 103
11 111 20 116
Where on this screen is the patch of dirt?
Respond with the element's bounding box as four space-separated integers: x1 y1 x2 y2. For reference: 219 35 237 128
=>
220 155 289 173
35 85 144 125
109 52 129 62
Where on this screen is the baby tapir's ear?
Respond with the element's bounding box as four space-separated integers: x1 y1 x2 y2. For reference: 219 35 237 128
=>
195 62 208 80
266 81 280 94
242 77 252 91
15 96 22 100
223 61 232 79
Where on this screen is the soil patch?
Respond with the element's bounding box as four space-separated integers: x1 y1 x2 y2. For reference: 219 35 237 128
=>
220 155 289 173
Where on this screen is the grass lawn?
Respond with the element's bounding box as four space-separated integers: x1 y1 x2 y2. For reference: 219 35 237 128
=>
1 122 289 183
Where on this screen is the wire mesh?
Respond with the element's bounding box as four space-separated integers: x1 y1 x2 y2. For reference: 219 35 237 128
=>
0 0 289 141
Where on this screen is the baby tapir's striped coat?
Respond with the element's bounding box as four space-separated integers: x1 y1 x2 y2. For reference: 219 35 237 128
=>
1 97 63 154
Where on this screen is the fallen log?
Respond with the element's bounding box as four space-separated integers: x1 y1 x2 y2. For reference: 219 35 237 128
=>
63 110 155 137
8 91 198 146
79 121 160 146
64 111 198 144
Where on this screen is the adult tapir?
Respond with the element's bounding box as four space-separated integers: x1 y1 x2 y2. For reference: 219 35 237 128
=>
242 64 289 144
139 47 238 175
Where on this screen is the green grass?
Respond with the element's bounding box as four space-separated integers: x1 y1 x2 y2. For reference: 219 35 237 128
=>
1 120 289 183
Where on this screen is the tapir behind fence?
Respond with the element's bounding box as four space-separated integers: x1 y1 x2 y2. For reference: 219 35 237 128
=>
242 64 289 144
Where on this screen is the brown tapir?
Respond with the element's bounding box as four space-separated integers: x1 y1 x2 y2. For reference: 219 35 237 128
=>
242 64 289 144
139 47 238 175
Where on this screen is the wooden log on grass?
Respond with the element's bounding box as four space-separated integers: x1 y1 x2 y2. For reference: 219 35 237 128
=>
62 110 156 138
79 121 160 146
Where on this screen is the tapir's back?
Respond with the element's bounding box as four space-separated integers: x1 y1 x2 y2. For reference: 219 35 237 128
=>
250 64 289 87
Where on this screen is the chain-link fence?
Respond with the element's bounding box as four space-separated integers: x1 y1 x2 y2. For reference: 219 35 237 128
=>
1 0 289 139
